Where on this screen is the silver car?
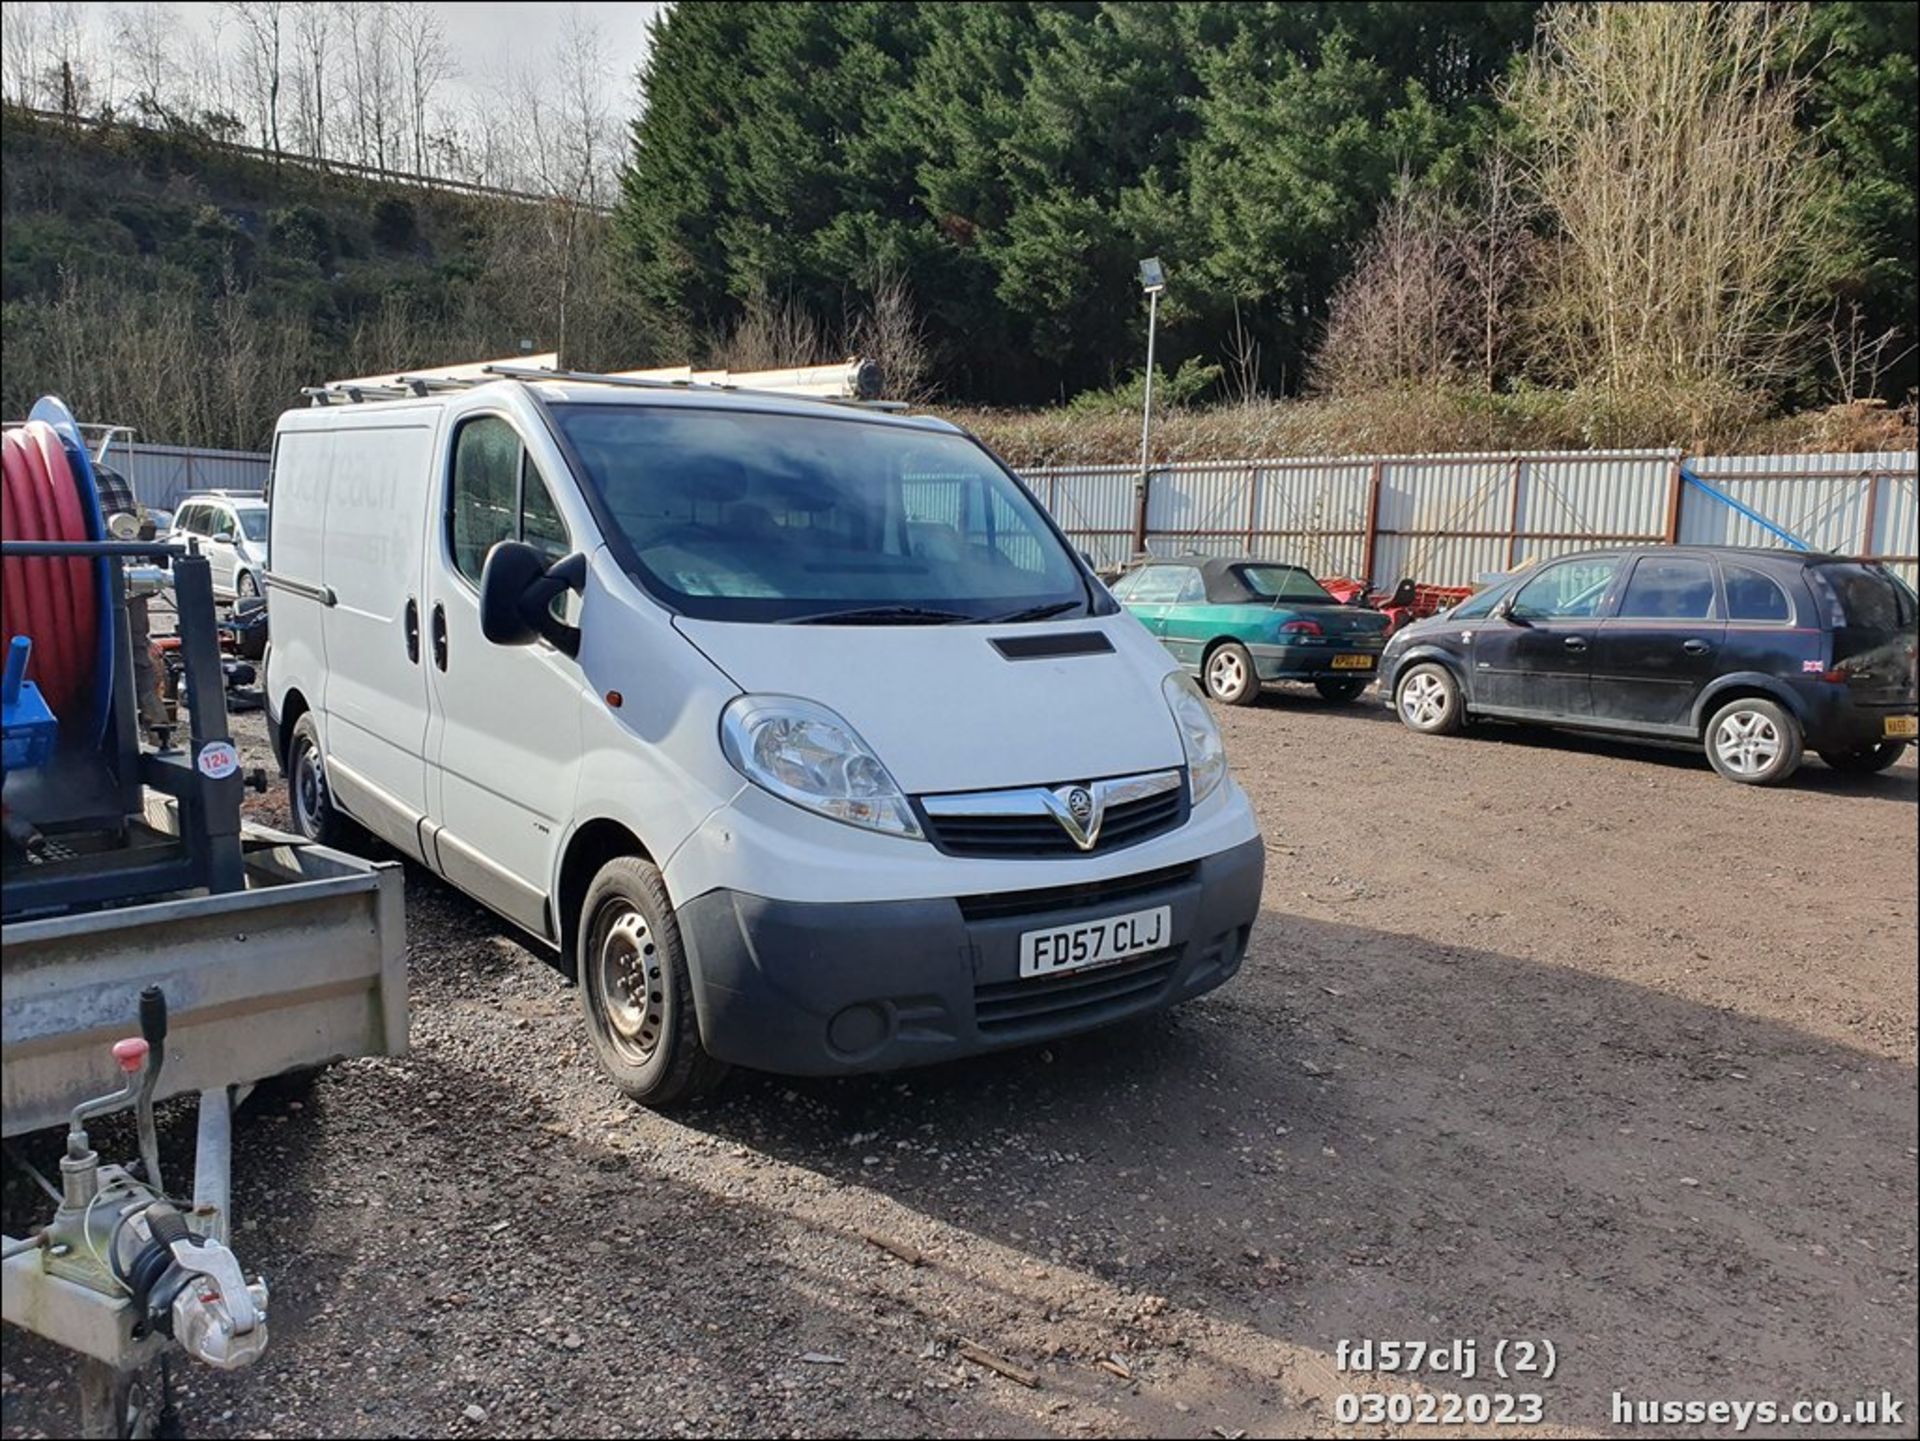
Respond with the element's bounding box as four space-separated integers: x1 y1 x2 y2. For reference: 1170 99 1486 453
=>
167 492 269 600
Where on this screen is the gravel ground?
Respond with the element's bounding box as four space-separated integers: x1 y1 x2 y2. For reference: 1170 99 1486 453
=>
4 686 1915 1439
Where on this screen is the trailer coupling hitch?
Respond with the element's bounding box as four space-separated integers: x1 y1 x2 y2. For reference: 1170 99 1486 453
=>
120 1202 269 1369
40 987 270 1371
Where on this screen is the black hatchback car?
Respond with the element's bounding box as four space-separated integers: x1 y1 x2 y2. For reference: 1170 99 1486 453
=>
1379 546 1918 785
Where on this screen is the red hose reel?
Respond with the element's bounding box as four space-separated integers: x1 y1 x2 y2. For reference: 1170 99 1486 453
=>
1 421 102 726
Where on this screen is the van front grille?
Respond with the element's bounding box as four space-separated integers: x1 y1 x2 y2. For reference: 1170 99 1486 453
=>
918 770 1186 859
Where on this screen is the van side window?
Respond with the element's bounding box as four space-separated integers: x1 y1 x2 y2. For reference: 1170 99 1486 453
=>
448 416 571 583
450 418 519 582
520 455 569 564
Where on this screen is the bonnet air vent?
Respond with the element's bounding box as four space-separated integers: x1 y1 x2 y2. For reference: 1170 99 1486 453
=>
990 631 1115 660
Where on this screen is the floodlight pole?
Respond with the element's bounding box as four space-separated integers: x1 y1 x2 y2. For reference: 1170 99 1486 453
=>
1138 284 1160 489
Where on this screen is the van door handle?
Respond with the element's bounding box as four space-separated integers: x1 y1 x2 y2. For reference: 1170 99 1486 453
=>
1562 636 1588 651
1682 639 1711 655
431 603 448 671
404 599 420 663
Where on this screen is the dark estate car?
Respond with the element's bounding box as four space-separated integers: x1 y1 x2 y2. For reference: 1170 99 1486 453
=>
1380 546 1918 785
1112 556 1392 705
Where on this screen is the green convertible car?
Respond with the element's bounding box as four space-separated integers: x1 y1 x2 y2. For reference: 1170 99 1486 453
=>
1111 555 1393 705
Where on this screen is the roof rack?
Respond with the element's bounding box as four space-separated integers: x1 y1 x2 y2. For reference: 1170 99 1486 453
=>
303 356 908 412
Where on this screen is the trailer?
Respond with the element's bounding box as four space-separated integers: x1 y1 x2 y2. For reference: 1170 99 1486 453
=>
3 398 407 1438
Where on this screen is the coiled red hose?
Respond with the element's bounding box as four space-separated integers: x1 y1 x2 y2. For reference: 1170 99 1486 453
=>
1 422 100 724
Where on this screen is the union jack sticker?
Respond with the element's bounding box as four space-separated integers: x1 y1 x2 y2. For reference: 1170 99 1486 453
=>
1802 659 1825 673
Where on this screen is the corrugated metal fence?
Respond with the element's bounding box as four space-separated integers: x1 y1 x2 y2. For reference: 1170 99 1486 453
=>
1021 449 1918 586
104 440 1915 585
108 443 270 514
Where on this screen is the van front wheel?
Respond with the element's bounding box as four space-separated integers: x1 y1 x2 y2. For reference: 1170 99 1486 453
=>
578 856 728 1109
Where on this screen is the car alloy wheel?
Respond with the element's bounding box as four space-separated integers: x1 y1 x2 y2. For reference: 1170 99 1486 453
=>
1400 670 1449 728
1712 708 1781 778
1206 647 1250 702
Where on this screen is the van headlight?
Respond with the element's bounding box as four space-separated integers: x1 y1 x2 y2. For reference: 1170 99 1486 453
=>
1162 672 1228 804
720 695 922 839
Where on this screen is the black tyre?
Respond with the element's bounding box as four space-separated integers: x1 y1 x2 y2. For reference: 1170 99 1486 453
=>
578 856 728 1108
1203 641 1261 706
1393 662 1464 736
287 712 352 846
1705 697 1803 785
1314 676 1369 703
1817 741 1908 774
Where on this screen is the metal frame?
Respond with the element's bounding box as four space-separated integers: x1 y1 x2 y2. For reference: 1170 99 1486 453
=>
1 542 244 918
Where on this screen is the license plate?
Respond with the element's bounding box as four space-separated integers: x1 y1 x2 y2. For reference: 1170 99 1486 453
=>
1331 653 1374 670
1886 715 1918 738
1019 905 1172 980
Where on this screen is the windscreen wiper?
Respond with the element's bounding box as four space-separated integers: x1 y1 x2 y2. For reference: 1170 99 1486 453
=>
976 600 1086 625
784 605 975 625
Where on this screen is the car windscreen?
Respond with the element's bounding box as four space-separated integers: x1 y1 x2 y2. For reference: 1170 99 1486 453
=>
1238 565 1337 603
549 405 1089 622
1812 562 1916 631
236 508 268 542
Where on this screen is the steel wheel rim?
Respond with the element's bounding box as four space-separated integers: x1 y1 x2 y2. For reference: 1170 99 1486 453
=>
1715 710 1780 775
293 742 327 835
1401 671 1447 727
1208 650 1247 699
596 902 666 1066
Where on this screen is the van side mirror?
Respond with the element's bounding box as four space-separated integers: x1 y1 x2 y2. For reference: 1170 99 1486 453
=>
479 542 586 658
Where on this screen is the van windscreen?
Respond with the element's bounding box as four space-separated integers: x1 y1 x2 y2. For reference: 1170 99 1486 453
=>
549 405 1090 623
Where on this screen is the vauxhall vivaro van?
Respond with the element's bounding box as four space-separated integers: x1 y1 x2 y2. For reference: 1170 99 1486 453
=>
264 370 1265 1105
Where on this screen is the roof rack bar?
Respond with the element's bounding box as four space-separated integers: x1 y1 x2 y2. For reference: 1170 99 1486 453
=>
303 357 908 411
484 364 910 412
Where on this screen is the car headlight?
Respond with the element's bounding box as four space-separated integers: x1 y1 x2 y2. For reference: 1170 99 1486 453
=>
1162 672 1228 804
720 695 922 839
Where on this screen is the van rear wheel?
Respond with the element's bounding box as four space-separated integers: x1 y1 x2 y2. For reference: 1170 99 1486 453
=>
288 713 352 848
578 856 728 1109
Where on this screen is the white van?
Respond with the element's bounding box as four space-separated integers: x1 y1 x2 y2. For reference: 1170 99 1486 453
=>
264 374 1265 1105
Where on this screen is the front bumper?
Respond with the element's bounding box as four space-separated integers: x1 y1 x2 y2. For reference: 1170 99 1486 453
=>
1246 641 1382 682
678 834 1265 1075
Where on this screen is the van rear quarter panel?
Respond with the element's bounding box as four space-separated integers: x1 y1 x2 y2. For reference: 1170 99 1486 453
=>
267 408 444 857
266 424 334 726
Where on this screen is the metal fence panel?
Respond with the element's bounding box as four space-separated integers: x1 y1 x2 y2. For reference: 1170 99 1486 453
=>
1021 464 1137 569
1016 448 1913 590
1252 460 1372 578
109 443 270 514
1681 451 1918 584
